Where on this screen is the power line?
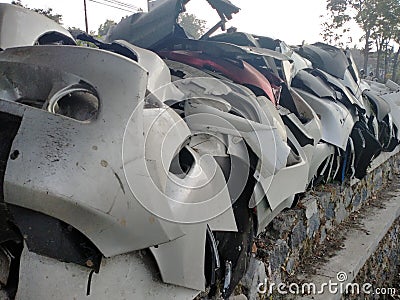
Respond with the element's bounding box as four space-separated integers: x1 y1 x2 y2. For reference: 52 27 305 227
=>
102 0 139 10
88 0 137 13
88 0 135 12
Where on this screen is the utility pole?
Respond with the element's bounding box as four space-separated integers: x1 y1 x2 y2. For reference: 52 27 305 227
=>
83 0 89 33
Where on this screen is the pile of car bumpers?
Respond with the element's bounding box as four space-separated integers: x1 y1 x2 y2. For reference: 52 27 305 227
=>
0 1 399 299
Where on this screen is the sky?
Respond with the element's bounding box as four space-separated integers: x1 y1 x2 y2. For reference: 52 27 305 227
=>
0 0 364 46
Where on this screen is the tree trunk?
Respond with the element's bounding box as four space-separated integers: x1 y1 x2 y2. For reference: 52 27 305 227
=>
391 47 400 82
363 30 370 72
384 43 389 81
376 39 383 81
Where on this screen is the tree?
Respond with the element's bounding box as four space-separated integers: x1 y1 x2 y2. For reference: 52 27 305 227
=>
98 20 117 37
11 0 63 24
354 0 380 73
391 27 400 81
322 0 379 71
32 8 63 24
322 0 400 81
321 0 353 47
367 0 399 80
178 13 206 39
11 0 23 7
382 2 400 81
